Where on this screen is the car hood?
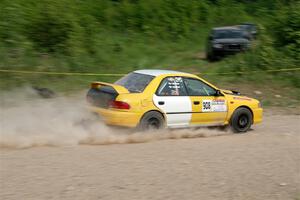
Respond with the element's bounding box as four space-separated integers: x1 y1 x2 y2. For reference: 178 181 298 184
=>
214 38 249 44
221 89 240 95
221 89 259 103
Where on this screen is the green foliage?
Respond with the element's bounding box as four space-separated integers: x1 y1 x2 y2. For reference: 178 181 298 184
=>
271 2 300 60
0 0 299 93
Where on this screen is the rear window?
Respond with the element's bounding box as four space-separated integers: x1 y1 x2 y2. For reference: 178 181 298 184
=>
115 72 154 93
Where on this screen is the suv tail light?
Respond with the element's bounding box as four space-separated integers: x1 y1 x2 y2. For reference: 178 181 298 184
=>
109 100 130 110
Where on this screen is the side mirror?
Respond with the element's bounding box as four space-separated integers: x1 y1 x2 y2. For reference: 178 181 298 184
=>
214 90 222 96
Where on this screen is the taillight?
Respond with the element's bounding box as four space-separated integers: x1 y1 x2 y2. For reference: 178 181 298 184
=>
109 100 130 110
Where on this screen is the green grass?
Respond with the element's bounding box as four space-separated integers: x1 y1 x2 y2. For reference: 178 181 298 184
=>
1 32 299 109
0 0 299 108
0 32 209 90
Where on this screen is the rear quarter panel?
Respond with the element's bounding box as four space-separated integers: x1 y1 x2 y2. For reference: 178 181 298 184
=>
114 77 166 123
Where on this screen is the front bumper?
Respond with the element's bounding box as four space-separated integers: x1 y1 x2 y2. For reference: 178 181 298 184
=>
89 106 142 128
252 108 263 124
213 48 244 56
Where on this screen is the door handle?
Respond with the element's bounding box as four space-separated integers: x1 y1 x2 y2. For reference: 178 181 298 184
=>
158 101 165 105
193 101 200 105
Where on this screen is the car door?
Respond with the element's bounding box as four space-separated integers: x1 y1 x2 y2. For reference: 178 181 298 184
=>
153 76 192 127
183 77 228 125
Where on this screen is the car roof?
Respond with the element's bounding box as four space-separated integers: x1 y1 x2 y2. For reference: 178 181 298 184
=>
213 26 241 31
134 69 193 77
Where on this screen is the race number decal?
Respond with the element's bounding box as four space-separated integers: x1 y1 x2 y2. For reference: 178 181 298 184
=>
202 99 227 112
202 100 212 112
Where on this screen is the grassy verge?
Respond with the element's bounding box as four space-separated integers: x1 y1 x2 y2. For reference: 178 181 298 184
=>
1 34 299 109
1 1 299 109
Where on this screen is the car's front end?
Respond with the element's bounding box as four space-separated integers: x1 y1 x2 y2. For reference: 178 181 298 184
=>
221 89 263 125
212 38 250 56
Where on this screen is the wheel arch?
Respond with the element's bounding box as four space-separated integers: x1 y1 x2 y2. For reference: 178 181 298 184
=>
137 109 166 130
140 109 165 122
231 106 254 124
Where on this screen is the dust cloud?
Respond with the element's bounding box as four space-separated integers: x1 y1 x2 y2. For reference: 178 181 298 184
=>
0 88 229 149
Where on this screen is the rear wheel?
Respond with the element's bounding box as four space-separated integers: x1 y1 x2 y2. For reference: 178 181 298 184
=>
230 107 253 133
138 111 165 131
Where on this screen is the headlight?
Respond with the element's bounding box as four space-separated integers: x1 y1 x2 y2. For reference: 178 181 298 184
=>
213 43 223 48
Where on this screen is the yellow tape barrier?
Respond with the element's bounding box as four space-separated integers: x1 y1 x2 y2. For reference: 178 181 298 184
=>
0 67 299 77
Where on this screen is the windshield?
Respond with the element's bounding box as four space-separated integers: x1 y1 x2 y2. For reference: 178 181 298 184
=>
213 30 244 39
115 72 154 93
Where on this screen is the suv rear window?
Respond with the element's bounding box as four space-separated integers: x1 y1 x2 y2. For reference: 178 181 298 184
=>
115 72 154 93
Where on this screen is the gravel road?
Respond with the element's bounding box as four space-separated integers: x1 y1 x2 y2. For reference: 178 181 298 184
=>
0 113 299 200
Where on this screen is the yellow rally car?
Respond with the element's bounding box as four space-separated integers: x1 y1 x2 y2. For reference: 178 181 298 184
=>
87 70 262 133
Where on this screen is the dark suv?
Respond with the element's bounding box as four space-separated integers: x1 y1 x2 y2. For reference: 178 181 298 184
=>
206 27 251 61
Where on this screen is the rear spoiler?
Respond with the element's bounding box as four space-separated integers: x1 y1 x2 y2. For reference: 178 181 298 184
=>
91 81 129 94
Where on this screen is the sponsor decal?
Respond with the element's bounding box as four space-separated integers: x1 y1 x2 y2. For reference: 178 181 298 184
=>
167 77 182 89
161 77 185 96
233 97 252 101
202 99 227 112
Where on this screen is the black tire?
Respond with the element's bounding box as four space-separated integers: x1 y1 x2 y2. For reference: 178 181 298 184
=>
230 107 253 133
138 111 165 131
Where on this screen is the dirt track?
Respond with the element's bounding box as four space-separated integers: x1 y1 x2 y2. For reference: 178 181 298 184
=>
0 113 300 200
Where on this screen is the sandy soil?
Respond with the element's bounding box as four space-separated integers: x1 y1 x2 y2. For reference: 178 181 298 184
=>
0 113 300 200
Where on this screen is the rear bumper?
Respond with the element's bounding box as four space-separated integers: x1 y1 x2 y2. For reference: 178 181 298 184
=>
252 108 263 124
89 106 142 128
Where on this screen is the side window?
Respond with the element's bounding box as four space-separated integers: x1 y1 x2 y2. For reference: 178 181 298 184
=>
157 77 187 96
183 78 216 96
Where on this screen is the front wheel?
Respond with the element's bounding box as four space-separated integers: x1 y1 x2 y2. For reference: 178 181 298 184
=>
230 107 253 133
138 111 165 131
